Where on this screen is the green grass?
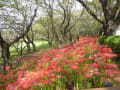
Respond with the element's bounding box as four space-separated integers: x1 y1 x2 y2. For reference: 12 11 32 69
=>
0 41 55 64
0 40 58 67
10 41 49 56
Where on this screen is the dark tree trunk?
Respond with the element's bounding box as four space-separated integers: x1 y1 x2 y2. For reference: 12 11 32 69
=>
48 41 52 47
30 26 36 51
69 32 74 45
102 22 118 36
31 41 36 51
23 36 31 53
0 32 11 72
2 46 8 72
1 43 11 72
27 44 31 53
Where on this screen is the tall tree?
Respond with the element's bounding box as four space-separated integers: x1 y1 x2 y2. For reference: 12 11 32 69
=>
0 0 38 72
35 17 54 47
77 0 120 36
39 0 81 48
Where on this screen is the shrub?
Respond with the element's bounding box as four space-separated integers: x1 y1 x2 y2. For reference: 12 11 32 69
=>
99 35 107 45
105 36 120 54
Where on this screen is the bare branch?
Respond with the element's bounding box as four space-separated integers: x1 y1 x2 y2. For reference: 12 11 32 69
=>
9 7 38 46
77 0 103 24
112 0 120 20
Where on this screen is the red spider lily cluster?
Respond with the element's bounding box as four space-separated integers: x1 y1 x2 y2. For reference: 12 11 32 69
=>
0 37 120 90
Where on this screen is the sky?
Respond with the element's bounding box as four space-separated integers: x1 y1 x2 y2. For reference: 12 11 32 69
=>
115 25 120 35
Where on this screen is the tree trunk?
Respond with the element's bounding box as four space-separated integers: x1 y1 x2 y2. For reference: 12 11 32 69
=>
30 26 36 51
1 44 11 72
23 36 31 53
58 39 62 49
0 32 12 73
27 44 31 53
31 42 36 51
48 41 52 47
69 32 74 45
1 47 7 73
103 22 118 36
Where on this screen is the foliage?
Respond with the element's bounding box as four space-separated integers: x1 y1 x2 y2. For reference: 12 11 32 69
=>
0 37 119 90
105 36 120 54
98 35 107 45
10 41 49 56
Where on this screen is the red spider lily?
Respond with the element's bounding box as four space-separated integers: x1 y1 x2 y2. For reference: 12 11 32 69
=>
104 45 109 48
78 58 85 63
105 64 118 70
103 53 114 59
71 65 80 70
89 68 99 72
77 72 82 75
0 36 119 89
91 63 100 68
6 85 14 90
103 78 112 82
84 72 92 78
55 66 62 73
82 69 87 72
50 77 56 82
89 56 95 60
62 70 70 78
102 48 112 53
94 71 102 76
114 77 120 83
0 83 8 89
85 64 90 67
56 75 62 79
25 71 41 80
95 57 103 62
6 66 11 71
47 73 55 78
105 70 117 77
64 60 73 64
43 80 49 85
22 79 32 89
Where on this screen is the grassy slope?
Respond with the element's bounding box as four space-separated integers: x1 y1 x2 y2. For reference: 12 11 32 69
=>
0 41 55 65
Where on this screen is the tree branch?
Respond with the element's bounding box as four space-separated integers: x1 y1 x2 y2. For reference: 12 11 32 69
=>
112 0 120 20
9 8 38 46
77 0 103 24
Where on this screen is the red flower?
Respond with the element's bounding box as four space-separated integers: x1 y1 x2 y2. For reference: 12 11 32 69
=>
50 78 55 82
84 73 92 78
105 64 118 70
114 77 120 83
43 80 49 85
103 78 112 82
102 48 112 53
56 75 62 78
104 45 109 48
77 72 82 75
55 67 62 73
82 69 87 72
6 66 11 71
92 63 100 68
71 65 80 70
105 70 116 77
103 53 112 59
62 70 70 78
22 79 32 89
